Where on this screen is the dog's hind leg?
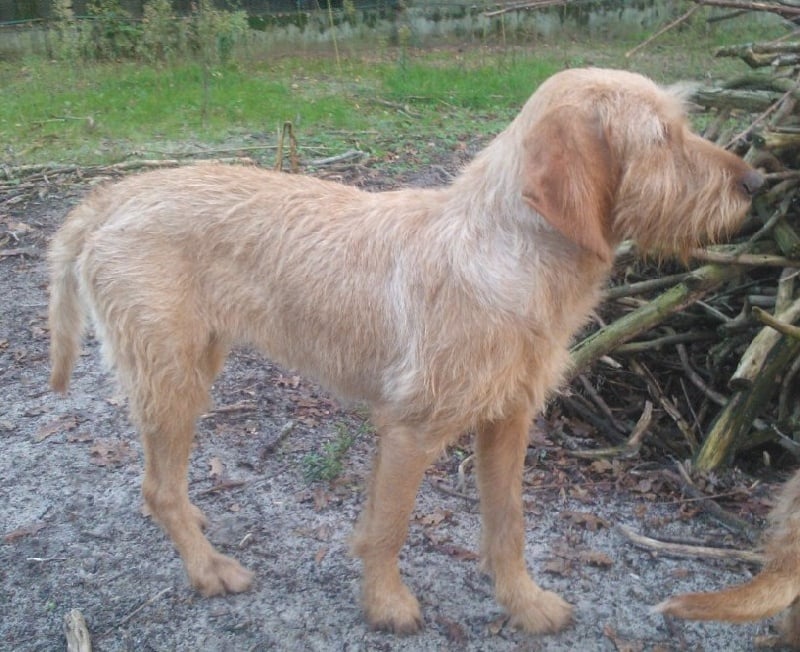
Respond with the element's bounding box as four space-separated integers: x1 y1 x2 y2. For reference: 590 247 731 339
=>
351 423 439 634
475 407 573 634
129 334 251 596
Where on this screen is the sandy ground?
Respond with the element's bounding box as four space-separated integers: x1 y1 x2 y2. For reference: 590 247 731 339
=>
0 167 784 651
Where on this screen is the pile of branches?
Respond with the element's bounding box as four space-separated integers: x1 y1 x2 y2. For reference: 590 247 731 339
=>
566 31 800 472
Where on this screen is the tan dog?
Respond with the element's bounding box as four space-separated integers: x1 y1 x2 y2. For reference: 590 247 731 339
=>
656 469 800 648
48 68 762 635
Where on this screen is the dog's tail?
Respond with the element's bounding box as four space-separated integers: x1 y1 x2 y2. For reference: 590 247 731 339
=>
48 194 106 393
654 567 800 623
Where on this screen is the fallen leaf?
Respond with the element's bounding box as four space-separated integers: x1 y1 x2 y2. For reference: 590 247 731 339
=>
432 543 479 561
603 623 644 652
487 615 508 635
436 615 468 644
417 507 451 527
8 220 33 233
561 511 609 531
3 521 46 543
590 459 614 474
579 550 613 568
35 415 77 442
313 525 332 541
313 487 331 511
542 558 571 576
90 438 135 467
66 431 93 443
275 374 301 389
208 456 225 480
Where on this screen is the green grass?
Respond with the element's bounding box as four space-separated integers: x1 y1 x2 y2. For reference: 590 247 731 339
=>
302 421 370 484
0 53 563 166
0 12 786 168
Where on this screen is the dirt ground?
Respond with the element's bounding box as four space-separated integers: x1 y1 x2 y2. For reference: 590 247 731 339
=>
0 158 785 652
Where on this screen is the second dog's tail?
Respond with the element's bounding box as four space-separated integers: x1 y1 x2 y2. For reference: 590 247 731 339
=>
654 567 800 623
48 195 106 393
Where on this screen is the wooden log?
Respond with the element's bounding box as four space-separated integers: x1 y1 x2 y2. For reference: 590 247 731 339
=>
64 609 91 652
771 217 800 259
694 333 800 470
730 297 800 389
756 128 800 151
691 0 800 21
691 87 783 113
570 264 741 377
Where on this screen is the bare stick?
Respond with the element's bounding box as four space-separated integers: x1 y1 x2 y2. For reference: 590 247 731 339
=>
64 609 92 652
752 305 800 340
618 524 763 564
626 4 700 58
102 587 172 635
690 0 800 20
690 249 800 267
569 401 653 459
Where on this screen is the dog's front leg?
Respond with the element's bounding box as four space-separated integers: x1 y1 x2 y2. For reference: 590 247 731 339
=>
351 424 438 634
476 408 573 634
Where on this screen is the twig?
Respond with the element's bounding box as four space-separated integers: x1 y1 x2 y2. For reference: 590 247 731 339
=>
669 464 758 540
0 247 39 258
752 305 800 340
618 524 763 563
484 0 566 18
198 479 247 495
726 84 797 149
569 401 653 460
570 264 742 376
429 477 478 503
274 121 299 174
779 353 800 421
691 0 800 20
629 359 700 452
261 420 296 458
0 157 255 182
625 4 700 58
101 587 172 635
615 330 716 354
201 401 258 418
309 149 367 166
370 98 422 118
456 453 474 493
690 249 800 267
676 342 728 406
578 374 625 433
605 272 692 300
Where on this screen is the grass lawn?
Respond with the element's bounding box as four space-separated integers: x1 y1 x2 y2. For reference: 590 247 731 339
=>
0 14 785 168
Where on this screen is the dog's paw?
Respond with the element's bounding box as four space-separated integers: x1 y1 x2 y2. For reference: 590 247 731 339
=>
189 552 254 597
495 575 573 635
508 588 572 634
364 581 423 635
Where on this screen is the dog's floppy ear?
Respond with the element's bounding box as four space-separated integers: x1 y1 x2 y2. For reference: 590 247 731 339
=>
521 110 618 263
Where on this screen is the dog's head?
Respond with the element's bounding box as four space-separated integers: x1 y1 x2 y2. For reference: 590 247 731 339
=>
518 68 763 263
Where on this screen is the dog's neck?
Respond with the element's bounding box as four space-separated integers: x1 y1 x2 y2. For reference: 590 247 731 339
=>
427 147 613 339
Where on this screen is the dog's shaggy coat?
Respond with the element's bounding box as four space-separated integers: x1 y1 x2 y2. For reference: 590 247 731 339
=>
657 469 800 648
49 68 763 635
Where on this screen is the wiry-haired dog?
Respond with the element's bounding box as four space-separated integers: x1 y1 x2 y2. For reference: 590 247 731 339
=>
657 469 800 648
49 68 763 635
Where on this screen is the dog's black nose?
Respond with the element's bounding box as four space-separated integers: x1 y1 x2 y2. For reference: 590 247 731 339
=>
741 169 764 197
